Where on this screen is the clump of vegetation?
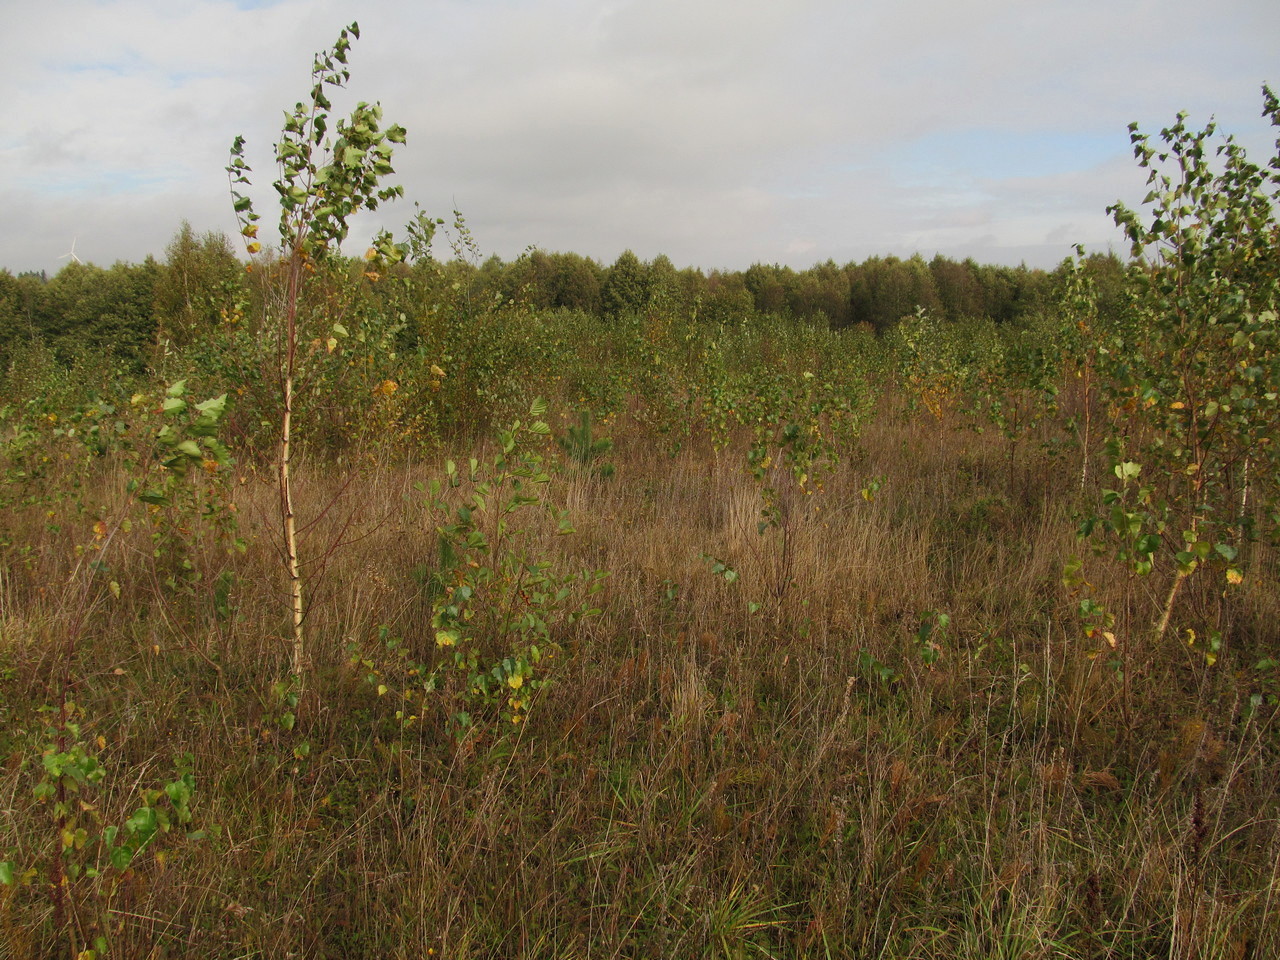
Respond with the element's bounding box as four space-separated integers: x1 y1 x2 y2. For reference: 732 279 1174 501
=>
1 25 1277 958
557 408 616 479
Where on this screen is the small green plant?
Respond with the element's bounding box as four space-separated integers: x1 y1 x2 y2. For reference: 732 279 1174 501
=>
128 380 239 603
1 707 207 959
360 400 609 733
557 408 615 478
1247 658 1279 718
856 648 898 684
737 367 869 611
915 610 949 669
702 554 739 584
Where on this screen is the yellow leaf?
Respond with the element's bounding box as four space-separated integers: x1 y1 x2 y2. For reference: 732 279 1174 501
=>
1226 568 1243 585
246 241 262 254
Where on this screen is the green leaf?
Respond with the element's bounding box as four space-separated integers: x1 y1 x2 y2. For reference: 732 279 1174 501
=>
0 862 13 885
164 777 193 807
166 380 188 398
194 394 227 418
126 805 158 841
1136 533 1161 556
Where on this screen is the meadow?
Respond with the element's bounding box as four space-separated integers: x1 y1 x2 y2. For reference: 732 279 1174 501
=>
1 28 1277 960
2 290 1277 959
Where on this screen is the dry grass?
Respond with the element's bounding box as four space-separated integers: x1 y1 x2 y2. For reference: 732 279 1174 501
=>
1 400 1277 959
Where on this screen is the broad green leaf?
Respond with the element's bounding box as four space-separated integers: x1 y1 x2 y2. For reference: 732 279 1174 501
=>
194 394 227 418
1115 461 1141 480
126 806 158 840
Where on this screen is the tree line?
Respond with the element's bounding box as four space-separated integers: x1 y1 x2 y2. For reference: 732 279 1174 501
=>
0 219 1128 376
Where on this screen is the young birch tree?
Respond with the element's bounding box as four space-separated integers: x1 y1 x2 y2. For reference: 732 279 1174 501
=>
226 22 406 685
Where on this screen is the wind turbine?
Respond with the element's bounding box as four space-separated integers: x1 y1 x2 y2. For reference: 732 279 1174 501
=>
58 237 83 265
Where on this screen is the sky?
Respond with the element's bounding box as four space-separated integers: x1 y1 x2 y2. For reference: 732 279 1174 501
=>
2 0 1278 276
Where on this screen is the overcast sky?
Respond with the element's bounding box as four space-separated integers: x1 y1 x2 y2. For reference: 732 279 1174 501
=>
3 0 1277 276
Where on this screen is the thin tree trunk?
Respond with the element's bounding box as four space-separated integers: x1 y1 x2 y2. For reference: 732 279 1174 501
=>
1240 455 1251 524
281 258 305 680
1079 360 1093 494
1153 572 1184 643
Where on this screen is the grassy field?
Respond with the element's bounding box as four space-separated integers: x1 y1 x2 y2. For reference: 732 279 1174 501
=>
2 372 1276 959
5 35 1278 957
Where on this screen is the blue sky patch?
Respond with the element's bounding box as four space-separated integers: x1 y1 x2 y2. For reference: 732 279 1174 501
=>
885 128 1126 188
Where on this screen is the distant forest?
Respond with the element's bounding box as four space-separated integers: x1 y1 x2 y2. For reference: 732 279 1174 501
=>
0 221 1126 372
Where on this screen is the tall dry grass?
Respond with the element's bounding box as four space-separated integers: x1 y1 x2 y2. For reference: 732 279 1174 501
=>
1 399 1276 958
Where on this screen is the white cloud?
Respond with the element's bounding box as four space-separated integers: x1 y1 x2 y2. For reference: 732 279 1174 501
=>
2 0 1276 275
